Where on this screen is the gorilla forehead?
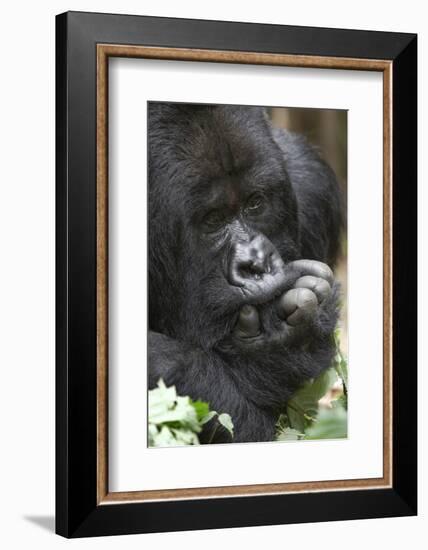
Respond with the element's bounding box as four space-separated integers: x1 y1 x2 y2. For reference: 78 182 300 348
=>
149 103 286 206
178 106 269 174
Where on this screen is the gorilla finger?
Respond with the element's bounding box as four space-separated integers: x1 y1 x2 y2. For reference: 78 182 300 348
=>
234 305 260 338
277 287 318 325
288 259 334 285
294 275 331 303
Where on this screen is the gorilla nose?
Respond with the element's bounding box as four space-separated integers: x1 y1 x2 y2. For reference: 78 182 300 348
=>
228 235 282 288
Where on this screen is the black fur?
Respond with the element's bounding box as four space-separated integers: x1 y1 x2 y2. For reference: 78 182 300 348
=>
148 103 343 443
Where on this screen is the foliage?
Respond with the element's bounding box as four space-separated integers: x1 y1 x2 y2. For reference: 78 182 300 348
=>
148 379 234 447
149 329 348 445
333 327 348 408
275 328 348 441
304 406 347 439
285 367 338 432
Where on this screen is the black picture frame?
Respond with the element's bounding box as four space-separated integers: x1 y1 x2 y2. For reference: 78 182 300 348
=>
56 11 417 538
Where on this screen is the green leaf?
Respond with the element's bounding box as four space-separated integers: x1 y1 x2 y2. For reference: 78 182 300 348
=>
149 395 199 430
192 400 210 421
218 413 234 437
149 425 201 447
170 428 200 446
148 379 178 420
305 406 348 440
286 368 338 431
150 425 178 447
285 403 307 433
148 380 201 432
333 394 347 410
201 411 218 425
276 427 304 441
333 328 348 397
148 379 234 446
275 413 289 432
148 423 159 447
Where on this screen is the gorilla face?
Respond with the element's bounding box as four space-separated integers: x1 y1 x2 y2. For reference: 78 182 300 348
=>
148 103 334 353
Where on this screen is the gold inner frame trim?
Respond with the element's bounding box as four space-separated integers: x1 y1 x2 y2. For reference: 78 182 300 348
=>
96 44 393 505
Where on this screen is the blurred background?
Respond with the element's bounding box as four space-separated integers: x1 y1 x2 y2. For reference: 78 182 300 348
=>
268 107 348 356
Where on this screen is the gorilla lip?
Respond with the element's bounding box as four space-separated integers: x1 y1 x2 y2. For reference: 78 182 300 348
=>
234 267 296 306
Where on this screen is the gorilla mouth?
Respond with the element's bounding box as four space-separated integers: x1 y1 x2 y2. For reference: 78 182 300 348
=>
235 269 291 302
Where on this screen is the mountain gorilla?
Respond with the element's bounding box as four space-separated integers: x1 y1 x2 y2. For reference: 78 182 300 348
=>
148 103 343 443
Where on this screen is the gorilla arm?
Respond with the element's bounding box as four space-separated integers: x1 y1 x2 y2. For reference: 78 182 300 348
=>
148 263 339 445
148 331 278 442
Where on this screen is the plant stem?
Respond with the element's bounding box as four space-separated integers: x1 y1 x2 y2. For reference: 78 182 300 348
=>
208 423 218 444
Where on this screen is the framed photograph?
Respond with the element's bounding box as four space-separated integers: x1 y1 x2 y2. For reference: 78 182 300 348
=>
56 11 417 538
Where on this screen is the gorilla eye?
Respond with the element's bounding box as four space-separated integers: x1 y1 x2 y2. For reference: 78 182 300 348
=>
201 210 225 232
245 193 265 214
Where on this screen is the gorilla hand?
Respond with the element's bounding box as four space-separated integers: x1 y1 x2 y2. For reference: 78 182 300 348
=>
277 260 333 326
232 259 336 348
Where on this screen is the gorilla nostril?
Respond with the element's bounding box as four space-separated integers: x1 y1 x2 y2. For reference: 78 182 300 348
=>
227 237 282 287
239 250 271 279
238 260 263 279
